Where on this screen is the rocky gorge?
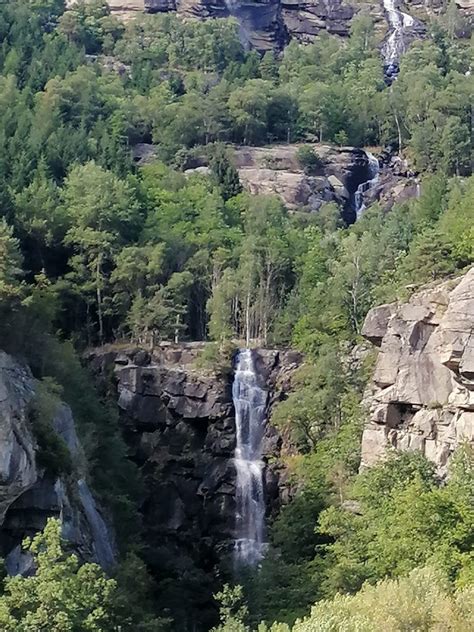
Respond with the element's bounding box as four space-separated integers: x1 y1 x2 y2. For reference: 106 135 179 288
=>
87 344 301 627
1 268 473 625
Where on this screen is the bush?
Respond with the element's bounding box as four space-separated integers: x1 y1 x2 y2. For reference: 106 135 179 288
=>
291 567 474 632
194 340 237 376
28 378 73 477
296 146 323 175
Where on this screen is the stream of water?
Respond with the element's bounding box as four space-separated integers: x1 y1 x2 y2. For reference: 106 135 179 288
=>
354 151 380 218
233 349 267 567
382 0 414 79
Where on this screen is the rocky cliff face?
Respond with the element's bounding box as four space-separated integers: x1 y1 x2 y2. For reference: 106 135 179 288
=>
87 343 300 626
74 0 473 50
0 351 115 573
134 141 422 223
70 0 472 50
361 268 474 474
180 143 384 222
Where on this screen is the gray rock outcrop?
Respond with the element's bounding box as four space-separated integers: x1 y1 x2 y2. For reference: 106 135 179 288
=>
0 352 38 523
361 268 474 474
69 0 472 51
0 351 115 571
183 143 380 221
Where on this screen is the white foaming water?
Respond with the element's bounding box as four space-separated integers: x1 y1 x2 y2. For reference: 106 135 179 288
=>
382 0 414 72
354 151 380 219
233 349 267 567
224 0 250 49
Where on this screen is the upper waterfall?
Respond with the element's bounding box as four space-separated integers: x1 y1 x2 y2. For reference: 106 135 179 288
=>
381 0 414 80
233 349 268 567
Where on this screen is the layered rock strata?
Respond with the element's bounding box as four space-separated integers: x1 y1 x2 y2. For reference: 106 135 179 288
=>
361 268 474 474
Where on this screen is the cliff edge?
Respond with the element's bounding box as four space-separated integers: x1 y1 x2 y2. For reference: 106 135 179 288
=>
361 267 474 474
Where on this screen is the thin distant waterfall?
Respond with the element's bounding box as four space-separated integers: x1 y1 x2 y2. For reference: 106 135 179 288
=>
233 349 267 567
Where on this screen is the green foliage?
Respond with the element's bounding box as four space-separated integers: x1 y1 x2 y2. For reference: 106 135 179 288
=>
194 341 237 376
212 584 249 632
0 518 170 631
0 518 118 631
28 378 73 477
272 350 347 451
113 552 172 631
0 219 22 303
0 3 472 630
291 566 474 632
209 144 243 201
295 146 323 175
318 450 474 595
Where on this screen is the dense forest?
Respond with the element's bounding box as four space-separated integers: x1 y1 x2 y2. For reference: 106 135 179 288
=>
0 0 473 630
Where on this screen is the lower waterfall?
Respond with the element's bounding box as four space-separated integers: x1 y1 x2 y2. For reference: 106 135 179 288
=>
233 349 268 567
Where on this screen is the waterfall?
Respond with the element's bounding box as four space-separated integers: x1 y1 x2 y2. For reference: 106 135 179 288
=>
381 0 414 79
224 0 251 49
354 151 380 219
233 349 267 567
77 479 115 570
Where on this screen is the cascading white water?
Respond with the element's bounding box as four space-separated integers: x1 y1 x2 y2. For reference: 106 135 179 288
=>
233 349 267 567
382 0 414 77
224 0 251 49
354 151 380 219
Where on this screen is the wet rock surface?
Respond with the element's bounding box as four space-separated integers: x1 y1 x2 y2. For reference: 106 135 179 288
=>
361 268 474 474
88 343 301 619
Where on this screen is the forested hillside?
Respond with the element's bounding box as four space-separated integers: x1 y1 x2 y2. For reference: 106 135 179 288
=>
0 1 472 630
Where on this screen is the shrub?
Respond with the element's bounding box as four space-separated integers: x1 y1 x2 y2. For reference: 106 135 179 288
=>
28 378 73 477
291 567 474 632
296 146 323 175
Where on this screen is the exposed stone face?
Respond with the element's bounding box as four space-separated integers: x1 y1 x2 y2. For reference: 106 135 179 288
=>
87 343 300 623
0 351 115 571
183 143 377 221
0 352 38 523
361 268 474 474
69 0 472 51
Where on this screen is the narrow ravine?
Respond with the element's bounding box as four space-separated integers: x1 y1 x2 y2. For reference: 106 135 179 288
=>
233 349 268 567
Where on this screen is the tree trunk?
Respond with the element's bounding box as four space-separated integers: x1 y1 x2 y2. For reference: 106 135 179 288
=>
245 290 251 347
96 252 104 344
